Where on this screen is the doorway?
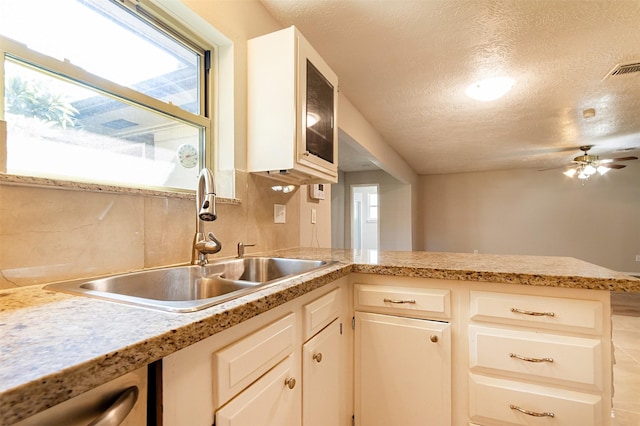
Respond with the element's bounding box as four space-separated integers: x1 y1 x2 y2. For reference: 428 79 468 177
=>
351 185 379 251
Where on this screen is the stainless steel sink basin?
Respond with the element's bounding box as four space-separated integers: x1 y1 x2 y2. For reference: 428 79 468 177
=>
45 257 334 313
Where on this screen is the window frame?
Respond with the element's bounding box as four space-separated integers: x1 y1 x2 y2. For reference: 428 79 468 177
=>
0 0 214 193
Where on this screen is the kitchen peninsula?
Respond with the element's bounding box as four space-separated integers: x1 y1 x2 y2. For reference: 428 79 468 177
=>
1 248 638 425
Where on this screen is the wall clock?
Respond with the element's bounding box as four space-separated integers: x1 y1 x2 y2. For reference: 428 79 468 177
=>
177 144 198 168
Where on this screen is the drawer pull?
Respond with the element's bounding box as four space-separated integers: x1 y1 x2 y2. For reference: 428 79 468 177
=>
511 307 555 317
284 377 296 389
383 298 416 304
509 353 553 363
430 335 438 343
510 404 555 418
313 353 323 363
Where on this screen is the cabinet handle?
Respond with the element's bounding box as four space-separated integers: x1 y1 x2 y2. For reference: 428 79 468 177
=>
313 353 323 363
284 377 296 390
511 307 555 317
509 353 553 363
510 404 555 418
430 335 439 343
383 298 416 304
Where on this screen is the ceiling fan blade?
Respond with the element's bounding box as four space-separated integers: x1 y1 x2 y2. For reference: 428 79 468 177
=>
600 163 626 169
601 156 638 163
611 156 638 162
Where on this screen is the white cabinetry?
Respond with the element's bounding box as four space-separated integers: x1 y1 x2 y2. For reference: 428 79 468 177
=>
353 281 452 426
216 354 300 426
302 319 341 426
301 287 350 426
467 289 612 426
162 279 350 426
248 26 338 184
213 313 300 426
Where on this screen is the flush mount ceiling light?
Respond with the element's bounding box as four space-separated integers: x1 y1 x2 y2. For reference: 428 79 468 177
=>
465 77 515 102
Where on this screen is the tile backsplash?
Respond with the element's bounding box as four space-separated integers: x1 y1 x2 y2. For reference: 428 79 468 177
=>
0 171 301 289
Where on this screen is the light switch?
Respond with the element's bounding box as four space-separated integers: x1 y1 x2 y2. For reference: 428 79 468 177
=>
274 204 286 223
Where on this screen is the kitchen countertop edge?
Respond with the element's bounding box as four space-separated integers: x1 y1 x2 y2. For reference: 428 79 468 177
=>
1 248 638 424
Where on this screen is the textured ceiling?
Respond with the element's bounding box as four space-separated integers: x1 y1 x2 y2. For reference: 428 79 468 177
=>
260 0 640 175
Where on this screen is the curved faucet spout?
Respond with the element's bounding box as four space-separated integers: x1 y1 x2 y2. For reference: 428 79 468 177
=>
197 168 216 223
192 168 222 265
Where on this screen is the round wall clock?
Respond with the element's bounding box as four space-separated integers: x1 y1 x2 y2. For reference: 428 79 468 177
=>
177 144 198 168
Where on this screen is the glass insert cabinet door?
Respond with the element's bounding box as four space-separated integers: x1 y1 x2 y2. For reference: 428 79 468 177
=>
305 60 335 165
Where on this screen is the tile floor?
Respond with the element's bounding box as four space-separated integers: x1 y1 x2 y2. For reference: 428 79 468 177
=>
611 292 640 426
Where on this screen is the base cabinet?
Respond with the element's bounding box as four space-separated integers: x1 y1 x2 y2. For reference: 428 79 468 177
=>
468 374 602 426
302 319 342 426
354 311 451 426
215 355 300 426
162 279 350 426
163 273 611 426
468 288 611 426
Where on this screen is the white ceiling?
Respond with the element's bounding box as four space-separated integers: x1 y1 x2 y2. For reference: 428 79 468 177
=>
260 0 640 175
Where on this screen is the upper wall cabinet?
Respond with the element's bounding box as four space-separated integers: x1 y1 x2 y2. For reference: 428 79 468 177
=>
248 26 338 184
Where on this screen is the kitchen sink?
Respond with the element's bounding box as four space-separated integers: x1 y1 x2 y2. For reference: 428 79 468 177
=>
45 257 335 313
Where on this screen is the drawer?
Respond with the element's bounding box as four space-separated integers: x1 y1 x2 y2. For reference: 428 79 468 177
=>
354 284 450 318
469 374 603 426
215 354 300 426
470 290 603 334
303 288 340 341
469 325 603 390
213 313 295 407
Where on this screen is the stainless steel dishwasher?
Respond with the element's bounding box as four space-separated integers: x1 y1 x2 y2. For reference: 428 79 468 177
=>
14 366 147 426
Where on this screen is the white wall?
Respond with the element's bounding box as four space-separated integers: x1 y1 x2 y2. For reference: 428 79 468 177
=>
418 166 640 273
331 171 346 248
299 184 332 248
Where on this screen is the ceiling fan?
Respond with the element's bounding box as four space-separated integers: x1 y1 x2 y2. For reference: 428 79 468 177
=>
562 145 638 179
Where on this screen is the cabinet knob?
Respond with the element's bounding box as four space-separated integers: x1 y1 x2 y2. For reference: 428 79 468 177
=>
284 377 296 389
313 353 323 363
429 335 438 343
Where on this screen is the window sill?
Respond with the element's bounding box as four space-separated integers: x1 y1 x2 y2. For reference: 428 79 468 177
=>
0 173 241 205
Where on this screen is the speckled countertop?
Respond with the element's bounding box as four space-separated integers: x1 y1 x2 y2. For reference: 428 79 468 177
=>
1 248 638 424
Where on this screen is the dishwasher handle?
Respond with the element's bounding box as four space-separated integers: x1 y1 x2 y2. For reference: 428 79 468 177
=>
88 386 139 426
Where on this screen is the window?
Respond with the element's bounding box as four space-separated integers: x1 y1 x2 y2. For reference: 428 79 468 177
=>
0 0 211 191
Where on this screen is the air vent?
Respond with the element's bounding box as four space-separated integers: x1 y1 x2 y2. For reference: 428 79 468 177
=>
603 62 640 80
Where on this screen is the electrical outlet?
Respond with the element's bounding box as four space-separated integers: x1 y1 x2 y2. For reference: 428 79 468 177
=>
636 254 640 262
274 204 286 223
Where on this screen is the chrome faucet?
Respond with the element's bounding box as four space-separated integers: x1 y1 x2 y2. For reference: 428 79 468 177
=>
192 168 222 265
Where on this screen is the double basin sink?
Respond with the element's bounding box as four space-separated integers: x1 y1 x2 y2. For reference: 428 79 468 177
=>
46 257 335 313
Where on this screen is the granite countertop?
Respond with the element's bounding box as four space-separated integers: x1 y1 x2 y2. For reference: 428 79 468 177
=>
1 248 638 424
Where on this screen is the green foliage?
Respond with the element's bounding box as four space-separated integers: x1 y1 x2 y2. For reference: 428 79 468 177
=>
5 76 78 128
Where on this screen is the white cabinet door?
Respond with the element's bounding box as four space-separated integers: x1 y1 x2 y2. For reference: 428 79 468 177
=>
302 319 341 426
247 26 338 184
215 354 301 426
354 312 451 426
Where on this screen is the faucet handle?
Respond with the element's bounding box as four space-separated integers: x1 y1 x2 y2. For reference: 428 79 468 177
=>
237 242 256 258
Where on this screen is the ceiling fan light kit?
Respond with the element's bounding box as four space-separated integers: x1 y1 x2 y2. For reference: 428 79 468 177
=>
562 145 637 181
